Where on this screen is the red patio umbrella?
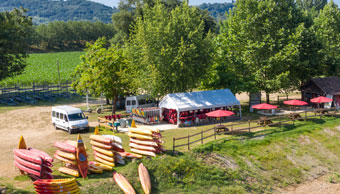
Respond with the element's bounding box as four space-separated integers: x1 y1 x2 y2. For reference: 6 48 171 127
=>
283 99 308 106
252 103 278 110
310 96 333 103
205 110 235 117
205 110 235 125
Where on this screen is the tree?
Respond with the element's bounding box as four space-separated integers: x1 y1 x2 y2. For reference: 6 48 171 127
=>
313 1 340 76
126 2 214 98
0 8 32 81
210 0 319 103
72 38 130 114
296 0 327 11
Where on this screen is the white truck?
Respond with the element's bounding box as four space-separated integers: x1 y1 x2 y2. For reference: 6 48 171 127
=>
51 105 89 134
125 95 155 113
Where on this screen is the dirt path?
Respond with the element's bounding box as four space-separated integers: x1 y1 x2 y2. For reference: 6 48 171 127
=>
0 103 97 180
278 175 340 194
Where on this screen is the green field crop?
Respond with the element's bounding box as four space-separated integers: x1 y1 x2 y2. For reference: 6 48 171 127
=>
0 51 84 86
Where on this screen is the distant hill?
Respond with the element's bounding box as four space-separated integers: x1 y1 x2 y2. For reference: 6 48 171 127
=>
197 2 234 20
0 0 118 24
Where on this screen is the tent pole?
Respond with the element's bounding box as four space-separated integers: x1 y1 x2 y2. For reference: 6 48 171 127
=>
177 110 180 127
239 105 242 119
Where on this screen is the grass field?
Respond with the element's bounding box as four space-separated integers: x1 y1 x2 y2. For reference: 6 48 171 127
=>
0 52 84 86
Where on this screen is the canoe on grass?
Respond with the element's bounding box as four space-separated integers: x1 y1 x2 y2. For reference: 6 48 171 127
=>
113 171 136 194
138 163 151 194
94 151 115 162
54 154 77 165
56 150 76 160
14 155 41 172
92 146 115 157
28 148 53 164
90 140 112 150
90 135 112 144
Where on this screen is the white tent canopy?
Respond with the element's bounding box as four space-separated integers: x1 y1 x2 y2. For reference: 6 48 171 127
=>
159 89 240 112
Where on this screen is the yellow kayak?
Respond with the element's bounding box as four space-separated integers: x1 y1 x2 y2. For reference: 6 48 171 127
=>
94 151 115 162
94 156 115 167
56 150 76 160
90 140 112 150
128 132 153 140
89 161 113 171
130 148 156 157
129 128 153 135
92 146 115 157
58 167 79 177
33 178 76 186
129 143 156 152
54 153 77 165
88 164 103 174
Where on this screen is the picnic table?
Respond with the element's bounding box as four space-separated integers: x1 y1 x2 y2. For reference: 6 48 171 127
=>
215 124 229 133
314 109 329 115
288 113 302 120
257 117 273 126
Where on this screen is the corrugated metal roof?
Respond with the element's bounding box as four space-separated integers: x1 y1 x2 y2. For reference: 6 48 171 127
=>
159 89 240 111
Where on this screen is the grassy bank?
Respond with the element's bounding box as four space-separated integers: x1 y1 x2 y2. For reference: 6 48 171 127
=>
7 111 340 193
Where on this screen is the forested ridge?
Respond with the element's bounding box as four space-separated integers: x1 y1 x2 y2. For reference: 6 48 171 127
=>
0 0 234 24
0 0 118 24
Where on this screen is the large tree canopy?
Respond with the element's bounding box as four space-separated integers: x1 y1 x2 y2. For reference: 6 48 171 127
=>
72 38 130 114
206 0 322 102
0 8 32 81
313 1 340 76
126 2 214 98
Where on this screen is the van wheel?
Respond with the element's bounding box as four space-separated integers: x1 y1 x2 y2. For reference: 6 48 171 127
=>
53 123 58 130
68 128 73 134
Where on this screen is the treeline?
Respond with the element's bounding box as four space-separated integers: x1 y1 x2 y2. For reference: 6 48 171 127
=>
72 0 340 109
198 2 234 19
30 21 116 50
0 0 117 24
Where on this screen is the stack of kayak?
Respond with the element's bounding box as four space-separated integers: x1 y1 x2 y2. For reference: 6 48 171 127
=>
53 134 89 178
90 134 125 170
13 136 53 179
33 178 80 194
128 127 164 157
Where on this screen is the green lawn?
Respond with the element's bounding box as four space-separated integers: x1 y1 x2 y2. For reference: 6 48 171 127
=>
0 51 84 86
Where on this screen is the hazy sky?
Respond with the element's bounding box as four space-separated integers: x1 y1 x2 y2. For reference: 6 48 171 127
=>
90 0 232 7
90 0 340 8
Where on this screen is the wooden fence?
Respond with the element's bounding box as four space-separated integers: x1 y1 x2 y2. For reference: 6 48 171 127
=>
0 82 73 97
172 107 340 152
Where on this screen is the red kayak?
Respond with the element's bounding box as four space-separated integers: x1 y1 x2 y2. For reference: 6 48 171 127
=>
28 148 53 165
13 149 42 165
14 161 41 177
54 141 76 153
14 155 41 172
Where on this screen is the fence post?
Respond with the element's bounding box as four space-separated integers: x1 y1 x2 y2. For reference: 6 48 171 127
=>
277 96 279 105
320 110 322 119
279 114 282 128
173 137 175 152
201 130 203 144
305 111 307 121
214 128 216 140
248 120 251 132
187 135 190 150
231 124 234 134
264 117 266 128
286 94 288 100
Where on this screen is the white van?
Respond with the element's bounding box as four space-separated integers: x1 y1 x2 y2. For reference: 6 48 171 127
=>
125 95 155 113
52 105 89 134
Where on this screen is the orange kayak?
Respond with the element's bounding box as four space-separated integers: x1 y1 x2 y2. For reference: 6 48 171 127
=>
76 134 88 178
138 163 151 194
113 171 135 194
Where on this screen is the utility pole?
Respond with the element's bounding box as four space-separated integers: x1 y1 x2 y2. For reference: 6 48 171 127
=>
57 60 61 87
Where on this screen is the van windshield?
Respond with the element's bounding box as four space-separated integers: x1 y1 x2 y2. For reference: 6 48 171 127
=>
68 113 85 121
